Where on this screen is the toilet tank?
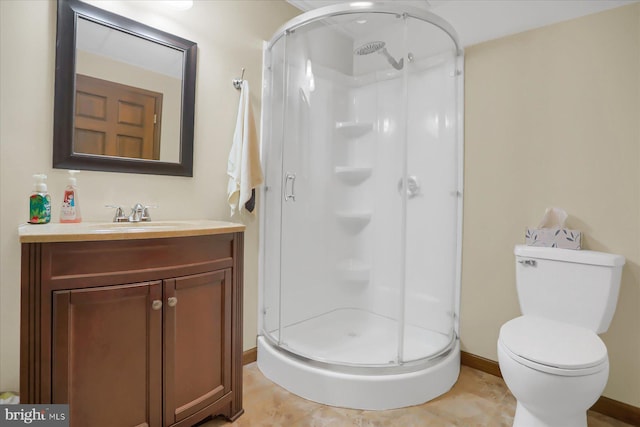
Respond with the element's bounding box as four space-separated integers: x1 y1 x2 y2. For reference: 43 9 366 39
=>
514 245 625 334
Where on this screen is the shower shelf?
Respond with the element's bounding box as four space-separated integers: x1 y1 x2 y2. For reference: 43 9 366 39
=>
334 166 373 185
335 211 372 232
336 259 370 283
335 121 373 138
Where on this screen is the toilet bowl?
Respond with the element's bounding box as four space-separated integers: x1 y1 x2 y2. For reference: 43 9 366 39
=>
498 245 624 427
498 316 609 427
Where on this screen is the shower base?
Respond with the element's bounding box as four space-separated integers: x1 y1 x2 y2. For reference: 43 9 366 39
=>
257 309 460 410
266 308 452 366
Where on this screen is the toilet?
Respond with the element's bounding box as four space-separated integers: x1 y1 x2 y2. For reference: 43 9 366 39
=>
498 245 625 427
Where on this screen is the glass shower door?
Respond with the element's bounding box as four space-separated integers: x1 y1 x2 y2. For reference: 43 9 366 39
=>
400 16 461 363
261 27 321 356
272 14 409 368
277 26 337 361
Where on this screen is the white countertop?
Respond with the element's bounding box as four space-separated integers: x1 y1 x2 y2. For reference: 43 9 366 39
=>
18 220 245 243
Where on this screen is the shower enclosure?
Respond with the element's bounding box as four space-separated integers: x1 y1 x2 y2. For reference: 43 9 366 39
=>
258 3 463 410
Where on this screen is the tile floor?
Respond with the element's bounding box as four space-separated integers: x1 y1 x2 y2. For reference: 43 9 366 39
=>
201 363 632 427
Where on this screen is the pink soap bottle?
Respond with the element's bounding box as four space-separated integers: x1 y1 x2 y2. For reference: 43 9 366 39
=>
60 170 82 223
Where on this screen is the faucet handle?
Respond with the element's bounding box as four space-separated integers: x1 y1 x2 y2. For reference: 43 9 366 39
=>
141 205 158 222
105 205 128 222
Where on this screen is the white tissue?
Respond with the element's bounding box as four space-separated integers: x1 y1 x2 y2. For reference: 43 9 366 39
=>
537 207 568 229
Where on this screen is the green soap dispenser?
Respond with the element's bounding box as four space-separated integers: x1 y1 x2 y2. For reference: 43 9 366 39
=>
29 174 51 224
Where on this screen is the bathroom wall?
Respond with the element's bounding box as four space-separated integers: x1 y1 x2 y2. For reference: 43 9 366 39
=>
0 0 299 392
462 3 640 407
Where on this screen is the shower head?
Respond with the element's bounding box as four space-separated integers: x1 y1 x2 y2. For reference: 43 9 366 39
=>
354 40 404 71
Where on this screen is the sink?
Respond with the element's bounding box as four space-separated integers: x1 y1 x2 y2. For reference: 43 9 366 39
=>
89 221 200 233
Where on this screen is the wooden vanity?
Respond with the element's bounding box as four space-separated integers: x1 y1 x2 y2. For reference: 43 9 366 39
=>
19 221 245 427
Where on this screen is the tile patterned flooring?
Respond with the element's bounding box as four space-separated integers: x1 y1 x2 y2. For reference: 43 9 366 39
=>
202 363 632 427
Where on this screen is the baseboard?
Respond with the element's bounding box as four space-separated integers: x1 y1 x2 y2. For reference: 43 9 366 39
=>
590 396 640 426
242 347 257 365
460 350 503 378
460 351 640 426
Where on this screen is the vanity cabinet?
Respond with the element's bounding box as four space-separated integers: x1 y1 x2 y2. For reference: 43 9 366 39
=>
20 228 244 427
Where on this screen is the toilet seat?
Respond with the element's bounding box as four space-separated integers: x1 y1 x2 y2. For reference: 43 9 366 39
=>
499 316 608 377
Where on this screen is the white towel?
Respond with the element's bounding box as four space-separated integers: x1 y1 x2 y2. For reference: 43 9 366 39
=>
227 80 263 216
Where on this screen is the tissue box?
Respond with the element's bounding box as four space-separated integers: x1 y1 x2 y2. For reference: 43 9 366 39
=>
525 228 581 249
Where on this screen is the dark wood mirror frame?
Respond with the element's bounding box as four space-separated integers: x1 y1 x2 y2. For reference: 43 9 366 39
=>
53 0 197 176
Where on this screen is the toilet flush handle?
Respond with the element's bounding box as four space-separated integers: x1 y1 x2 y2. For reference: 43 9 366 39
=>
518 259 537 267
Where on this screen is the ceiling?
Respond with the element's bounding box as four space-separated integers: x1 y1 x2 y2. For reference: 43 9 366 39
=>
77 17 183 79
287 0 638 46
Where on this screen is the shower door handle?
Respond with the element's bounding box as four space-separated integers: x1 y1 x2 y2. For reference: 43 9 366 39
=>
284 173 296 202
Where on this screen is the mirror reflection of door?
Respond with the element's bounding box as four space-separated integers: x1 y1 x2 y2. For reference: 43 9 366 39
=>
74 74 162 160
74 16 184 163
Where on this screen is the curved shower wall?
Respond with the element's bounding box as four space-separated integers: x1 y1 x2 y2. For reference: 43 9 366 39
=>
258 3 463 410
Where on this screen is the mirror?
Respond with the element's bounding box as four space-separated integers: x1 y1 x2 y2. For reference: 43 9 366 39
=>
53 0 197 176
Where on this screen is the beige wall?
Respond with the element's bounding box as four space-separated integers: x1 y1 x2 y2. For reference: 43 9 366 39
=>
0 0 299 392
462 3 640 407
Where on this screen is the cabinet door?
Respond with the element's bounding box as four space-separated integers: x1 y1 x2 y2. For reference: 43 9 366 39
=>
52 281 163 427
164 270 232 426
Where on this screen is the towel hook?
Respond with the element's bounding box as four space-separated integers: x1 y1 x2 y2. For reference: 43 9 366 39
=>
233 68 245 89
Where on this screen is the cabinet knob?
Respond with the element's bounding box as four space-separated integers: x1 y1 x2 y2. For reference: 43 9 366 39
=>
152 300 163 310
167 297 178 307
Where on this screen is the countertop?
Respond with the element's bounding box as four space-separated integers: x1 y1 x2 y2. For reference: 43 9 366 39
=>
18 220 245 243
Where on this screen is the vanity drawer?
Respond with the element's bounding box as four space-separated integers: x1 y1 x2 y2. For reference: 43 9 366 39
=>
40 234 234 289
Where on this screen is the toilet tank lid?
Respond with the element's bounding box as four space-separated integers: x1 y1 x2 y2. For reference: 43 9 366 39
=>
515 245 625 267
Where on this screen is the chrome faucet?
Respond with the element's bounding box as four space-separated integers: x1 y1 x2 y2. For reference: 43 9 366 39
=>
129 203 146 222
106 203 155 222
